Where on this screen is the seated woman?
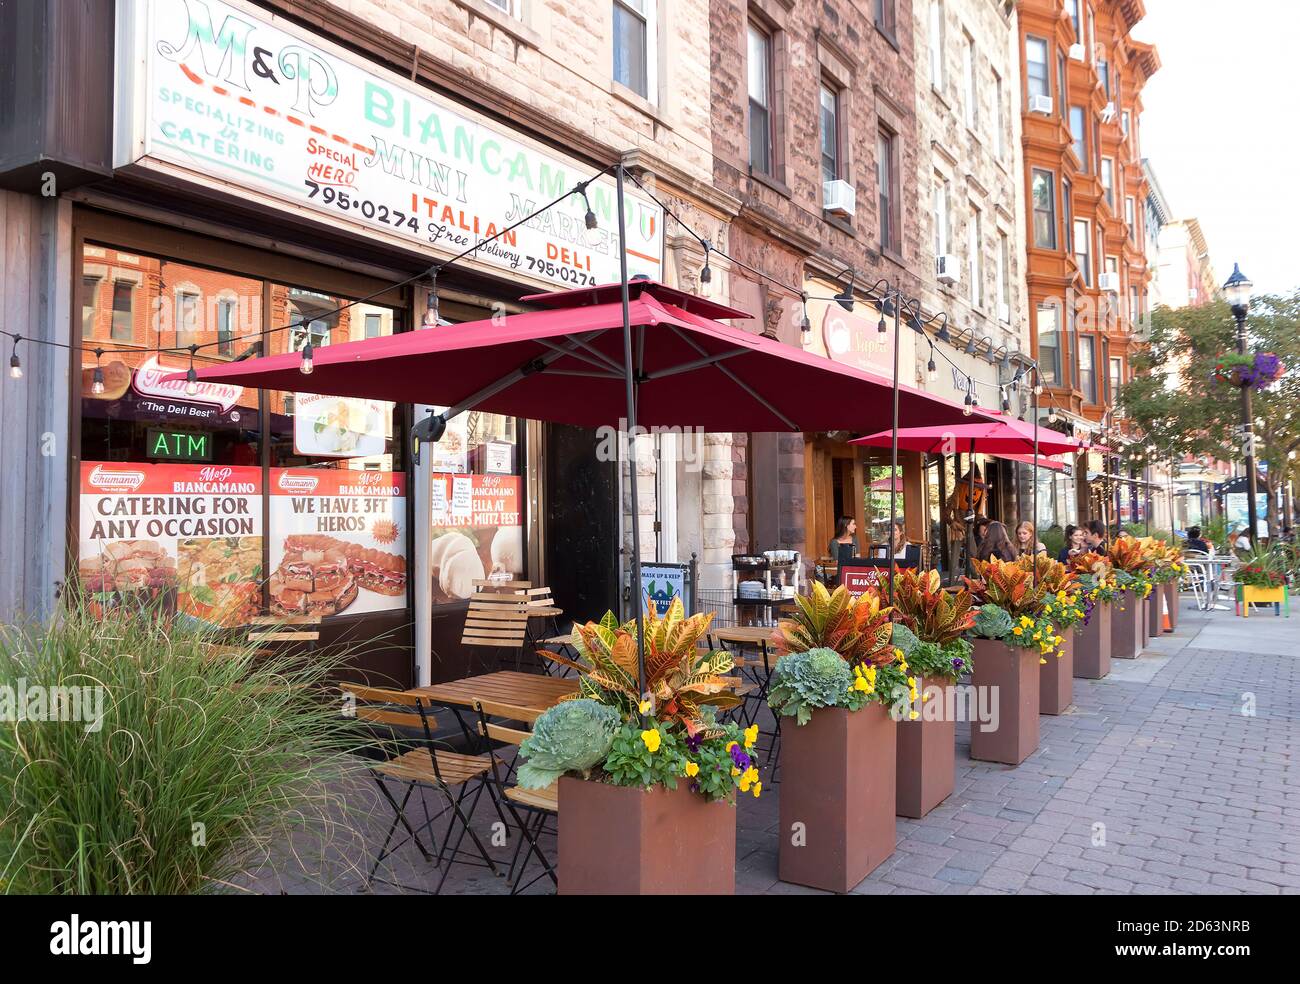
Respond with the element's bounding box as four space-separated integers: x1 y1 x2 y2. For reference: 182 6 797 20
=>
1057 524 1086 562
827 515 861 572
871 521 921 565
1015 521 1046 557
975 520 1019 563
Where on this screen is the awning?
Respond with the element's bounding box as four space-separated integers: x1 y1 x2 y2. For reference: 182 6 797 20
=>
1000 453 1067 472
175 280 998 433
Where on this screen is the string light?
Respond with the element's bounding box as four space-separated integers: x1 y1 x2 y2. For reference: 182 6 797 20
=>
300 339 314 375
699 243 712 285
8 335 21 380
800 293 811 335
185 345 200 397
91 349 105 395
1001 387 1012 414
877 312 887 335
422 266 440 329
927 342 937 383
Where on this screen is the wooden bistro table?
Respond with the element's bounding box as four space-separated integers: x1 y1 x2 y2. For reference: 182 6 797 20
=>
409 670 578 748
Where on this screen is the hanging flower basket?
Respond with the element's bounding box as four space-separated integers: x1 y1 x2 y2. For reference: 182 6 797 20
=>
1211 352 1283 390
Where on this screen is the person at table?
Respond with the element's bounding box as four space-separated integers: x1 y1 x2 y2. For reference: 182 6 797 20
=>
1084 520 1108 554
1057 524 1086 563
827 515 860 570
1183 525 1212 555
871 521 921 564
976 521 1019 562
1015 521 1046 557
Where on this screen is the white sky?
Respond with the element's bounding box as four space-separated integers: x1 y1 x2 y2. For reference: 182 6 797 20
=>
1134 0 1300 297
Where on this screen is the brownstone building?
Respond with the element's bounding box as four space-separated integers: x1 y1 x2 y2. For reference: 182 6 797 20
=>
1018 0 1158 524
709 0 929 568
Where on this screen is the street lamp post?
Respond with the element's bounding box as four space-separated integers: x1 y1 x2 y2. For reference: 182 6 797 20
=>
1223 263 1258 550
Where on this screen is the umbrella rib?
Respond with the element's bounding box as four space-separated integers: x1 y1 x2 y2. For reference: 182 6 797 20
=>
534 337 621 374
662 325 799 430
443 329 608 418
643 347 752 379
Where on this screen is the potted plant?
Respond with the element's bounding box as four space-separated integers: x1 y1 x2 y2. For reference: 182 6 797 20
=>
767 583 912 892
1068 552 1117 679
528 598 754 894
964 559 1062 765
888 569 975 818
1210 351 1283 390
1232 548 1288 613
1020 554 1084 715
1107 536 1151 659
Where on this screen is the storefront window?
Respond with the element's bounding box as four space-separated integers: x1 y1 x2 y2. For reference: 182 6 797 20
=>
76 245 412 631
428 404 525 604
265 285 407 621
79 246 264 628
865 463 904 544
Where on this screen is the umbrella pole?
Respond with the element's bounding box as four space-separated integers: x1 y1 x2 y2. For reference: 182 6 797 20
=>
1032 381 1039 589
888 287 900 603
616 161 647 702
967 438 975 579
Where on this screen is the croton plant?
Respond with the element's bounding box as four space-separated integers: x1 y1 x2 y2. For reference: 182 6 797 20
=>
889 569 976 685
525 597 761 802
965 557 1064 662
1107 535 1155 600
768 582 918 723
1017 554 1086 631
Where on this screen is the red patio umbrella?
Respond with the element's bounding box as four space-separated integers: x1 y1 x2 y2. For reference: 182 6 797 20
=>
852 418 1085 577
176 276 993 689
177 280 992 433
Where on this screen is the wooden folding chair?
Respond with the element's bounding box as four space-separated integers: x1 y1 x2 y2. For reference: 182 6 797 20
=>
461 581 534 673
472 698 558 894
341 683 500 894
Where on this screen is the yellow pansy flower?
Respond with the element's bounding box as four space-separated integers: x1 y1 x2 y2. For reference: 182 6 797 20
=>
731 766 740 777
640 729 661 753
909 711 920 720
638 699 652 714
752 782 762 798
743 724 759 748
684 761 699 778
1012 627 1023 636
1039 658 1047 665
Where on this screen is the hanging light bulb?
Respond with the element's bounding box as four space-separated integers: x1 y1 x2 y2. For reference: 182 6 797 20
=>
8 335 21 380
927 354 937 383
91 348 105 395
422 267 441 328
962 381 974 416
1033 383 1043 396
1048 406 1058 424
185 366 199 397
800 295 811 335
300 339 315 375
877 312 887 334
1001 388 1012 414
699 243 712 285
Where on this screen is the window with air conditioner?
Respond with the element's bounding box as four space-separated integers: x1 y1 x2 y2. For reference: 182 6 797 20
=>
1026 36 1050 111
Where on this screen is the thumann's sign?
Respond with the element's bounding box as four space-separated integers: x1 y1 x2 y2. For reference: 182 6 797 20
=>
114 0 663 288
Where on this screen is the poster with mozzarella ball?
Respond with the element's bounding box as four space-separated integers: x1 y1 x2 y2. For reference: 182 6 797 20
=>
430 474 523 602
79 462 264 627
269 468 408 618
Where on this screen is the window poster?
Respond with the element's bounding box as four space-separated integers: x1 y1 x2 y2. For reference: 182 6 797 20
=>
268 469 408 617
429 474 523 602
292 392 391 458
79 462 263 627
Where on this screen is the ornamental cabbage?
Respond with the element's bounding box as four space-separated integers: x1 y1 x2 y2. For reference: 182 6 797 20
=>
516 698 620 789
890 622 921 658
972 604 1014 640
768 647 854 725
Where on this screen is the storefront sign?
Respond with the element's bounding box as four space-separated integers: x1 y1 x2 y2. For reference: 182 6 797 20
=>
78 462 263 628
146 427 213 462
838 562 890 598
292 392 390 458
115 0 664 289
429 474 523 602
800 277 898 377
132 354 244 411
268 468 407 617
639 562 692 615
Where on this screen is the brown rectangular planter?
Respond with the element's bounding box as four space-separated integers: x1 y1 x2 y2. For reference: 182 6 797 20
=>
779 702 896 893
557 776 736 894
1147 586 1163 638
1074 601 1111 679
896 676 955 819
1110 592 1142 659
1164 580 1179 632
969 639 1040 766
1040 627 1074 715
1140 594 1151 647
